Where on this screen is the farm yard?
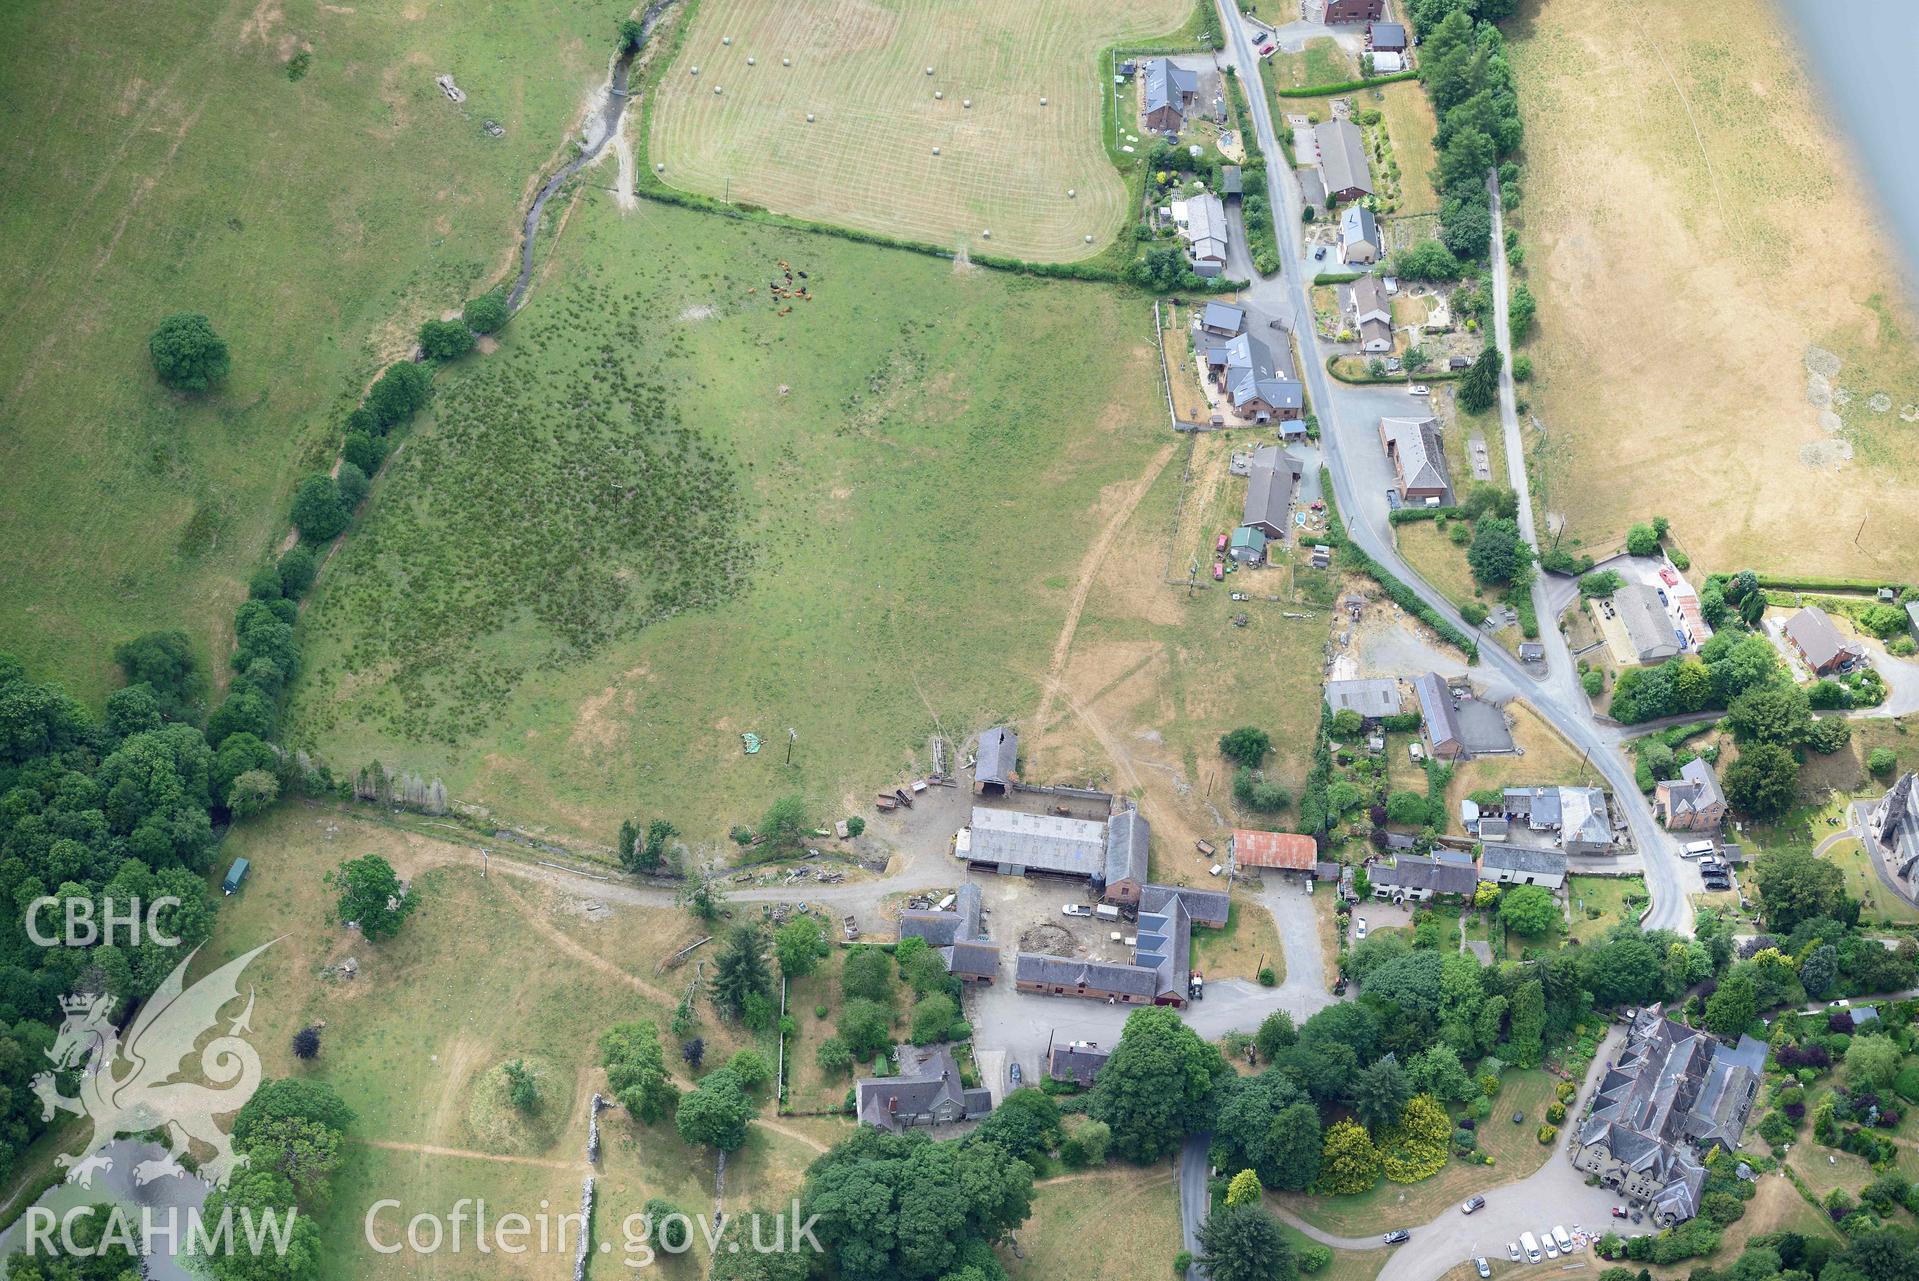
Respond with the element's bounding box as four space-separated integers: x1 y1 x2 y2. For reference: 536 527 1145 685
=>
0 0 620 704
287 196 1167 844
1510 0 1919 575
645 0 1194 261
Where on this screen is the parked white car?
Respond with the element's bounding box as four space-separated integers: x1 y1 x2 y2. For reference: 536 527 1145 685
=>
1061 904 1091 918
1354 917 1369 942
1408 384 1431 396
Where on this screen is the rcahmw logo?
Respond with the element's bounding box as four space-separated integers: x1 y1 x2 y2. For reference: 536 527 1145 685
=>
22 1203 301 1261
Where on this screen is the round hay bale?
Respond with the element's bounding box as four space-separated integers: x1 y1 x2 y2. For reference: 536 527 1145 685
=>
747 56 756 66
963 98 973 108
690 66 699 75
715 85 724 94
1040 97 1048 106
723 36 733 46
806 112 815 122
932 146 940 154
1085 235 1094 243
782 57 791 67
935 91 944 100
1067 188 1076 198
981 229 991 238
925 66 934 75
656 162 665 172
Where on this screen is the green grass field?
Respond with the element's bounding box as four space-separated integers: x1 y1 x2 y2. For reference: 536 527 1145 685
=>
157 804 779 1279
286 195 1166 843
0 0 622 704
646 0 1192 262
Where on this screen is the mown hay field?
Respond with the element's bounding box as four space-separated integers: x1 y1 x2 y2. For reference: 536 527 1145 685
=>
0 0 619 702
287 196 1165 844
646 0 1192 261
1509 0 1919 575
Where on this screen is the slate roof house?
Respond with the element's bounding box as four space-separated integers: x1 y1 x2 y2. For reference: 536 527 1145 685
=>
1142 58 1200 133
1368 22 1409 51
1350 275 1393 353
1868 772 1919 888
1241 446 1304 540
1181 192 1230 277
1324 677 1403 721
857 1043 995 1132
1415 673 1464 759
1571 1008 1766 1225
1014 883 1219 1006
1210 332 1304 424
898 883 1001 983
1047 1041 1111 1087
1654 758 1726 832
1369 854 1476 902
1314 119 1373 201
1616 583 1681 664
1478 844 1567 890
959 805 1151 905
1200 301 1245 338
1784 606 1864 675
1339 205 1380 265
1504 785 1613 855
1380 416 1450 504
975 726 1017 794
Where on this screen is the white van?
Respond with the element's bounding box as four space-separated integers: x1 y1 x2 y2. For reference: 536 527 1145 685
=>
1682 840 1717 859
1552 1225 1573 1253
1520 1232 1541 1264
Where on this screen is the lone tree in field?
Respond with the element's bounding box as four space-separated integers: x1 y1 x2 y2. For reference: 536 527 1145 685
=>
711 926 771 1018
675 1067 757 1152
758 794 809 855
149 313 231 391
1218 726 1272 769
291 1026 322 1060
502 1060 540 1113
600 1020 677 1121
326 853 415 940
418 318 475 361
463 291 509 335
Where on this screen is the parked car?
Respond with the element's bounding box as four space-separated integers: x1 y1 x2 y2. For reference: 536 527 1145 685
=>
1353 917 1368 941
1475 1260 1491 1280
1461 1196 1486 1215
1542 1232 1559 1260
1385 487 1402 509
1408 384 1431 396
1552 1226 1573 1253
1610 1207 1629 1219
1507 1242 1522 1263
1382 1230 1410 1245
1314 246 1327 260
1009 1062 1022 1086
1520 1232 1541 1264
1061 904 1091 918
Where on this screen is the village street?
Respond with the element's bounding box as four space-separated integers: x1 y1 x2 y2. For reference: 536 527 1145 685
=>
1210 1 1695 935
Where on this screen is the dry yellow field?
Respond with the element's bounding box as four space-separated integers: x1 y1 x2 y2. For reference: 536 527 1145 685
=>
1511 0 1919 575
648 0 1190 260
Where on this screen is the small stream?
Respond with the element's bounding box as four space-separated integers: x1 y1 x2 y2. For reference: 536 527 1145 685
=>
507 0 675 310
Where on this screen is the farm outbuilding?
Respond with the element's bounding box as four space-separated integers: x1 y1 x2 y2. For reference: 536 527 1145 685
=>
1324 677 1403 720
1229 829 1318 877
975 725 1018 793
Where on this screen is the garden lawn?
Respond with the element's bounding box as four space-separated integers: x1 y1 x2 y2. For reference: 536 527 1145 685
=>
1821 839 1919 927
1644 1173 1837 1280
1374 81 1440 217
1394 521 1483 612
1275 1224 1384 1281
1275 1070 1559 1235
287 196 1166 844
0 0 619 703
1565 875 1648 943
1011 1163 1185 1280
1192 897 1286 984
1267 39 1354 92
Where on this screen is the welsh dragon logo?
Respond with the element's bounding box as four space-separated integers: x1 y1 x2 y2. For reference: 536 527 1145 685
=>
31 941 275 1189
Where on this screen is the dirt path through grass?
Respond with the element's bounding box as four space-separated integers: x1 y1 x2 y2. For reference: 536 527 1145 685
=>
1033 442 1179 736
358 1139 583 1172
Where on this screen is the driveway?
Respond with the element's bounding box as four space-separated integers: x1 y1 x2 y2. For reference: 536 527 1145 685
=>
1266 1027 1629 1281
